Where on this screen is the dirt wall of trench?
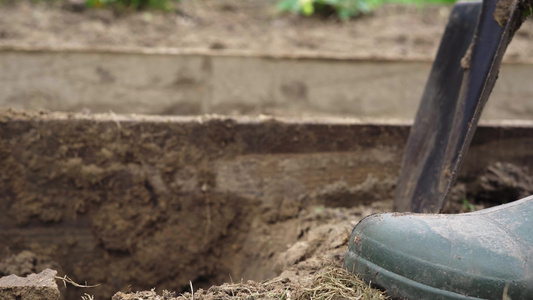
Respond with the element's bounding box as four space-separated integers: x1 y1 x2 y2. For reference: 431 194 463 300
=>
1 109 533 299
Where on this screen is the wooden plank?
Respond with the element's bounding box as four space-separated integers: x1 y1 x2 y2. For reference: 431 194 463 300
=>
2 49 533 120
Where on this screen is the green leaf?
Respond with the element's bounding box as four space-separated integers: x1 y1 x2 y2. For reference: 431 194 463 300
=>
300 0 315 15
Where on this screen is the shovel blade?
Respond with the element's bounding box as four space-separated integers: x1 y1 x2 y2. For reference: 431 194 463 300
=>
394 0 526 213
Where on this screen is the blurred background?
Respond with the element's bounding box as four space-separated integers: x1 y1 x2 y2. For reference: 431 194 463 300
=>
1 0 532 120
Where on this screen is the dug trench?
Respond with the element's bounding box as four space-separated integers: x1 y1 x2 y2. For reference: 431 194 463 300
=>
1 108 533 299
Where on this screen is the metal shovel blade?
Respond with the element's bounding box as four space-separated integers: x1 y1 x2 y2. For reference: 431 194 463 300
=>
394 0 527 213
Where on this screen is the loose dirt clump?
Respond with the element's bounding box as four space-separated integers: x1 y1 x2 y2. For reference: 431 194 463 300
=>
493 0 514 28
0 269 60 300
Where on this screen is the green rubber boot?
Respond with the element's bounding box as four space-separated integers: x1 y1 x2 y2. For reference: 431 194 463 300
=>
344 196 533 299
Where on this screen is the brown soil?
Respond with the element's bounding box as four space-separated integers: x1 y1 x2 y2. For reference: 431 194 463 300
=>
0 108 531 299
0 108 401 299
111 215 388 300
469 162 533 204
0 110 529 299
1 0 533 62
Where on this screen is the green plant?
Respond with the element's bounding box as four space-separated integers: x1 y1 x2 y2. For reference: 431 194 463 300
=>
277 0 379 19
277 0 457 20
462 198 475 212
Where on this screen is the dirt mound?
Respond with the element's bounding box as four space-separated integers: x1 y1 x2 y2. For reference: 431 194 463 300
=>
111 204 391 300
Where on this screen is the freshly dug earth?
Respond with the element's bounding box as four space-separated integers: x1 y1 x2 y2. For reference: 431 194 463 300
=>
0 108 404 299
3 108 531 299
0 203 392 300
1 110 531 299
1 0 533 62
112 203 392 300
111 161 533 300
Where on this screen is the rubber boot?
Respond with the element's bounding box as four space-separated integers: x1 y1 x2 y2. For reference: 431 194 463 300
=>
344 195 533 299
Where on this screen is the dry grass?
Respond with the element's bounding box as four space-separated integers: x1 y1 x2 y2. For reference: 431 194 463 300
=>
113 265 388 300
190 277 295 300
55 274 100 289
297 266 388 300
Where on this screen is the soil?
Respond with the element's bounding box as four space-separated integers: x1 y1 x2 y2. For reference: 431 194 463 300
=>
108 161 533 300
2 2 533 298
468 162 533 204
1 0 533 62
0 269 60 300
0 110 530 299
0 108 403 299
110 203 388 300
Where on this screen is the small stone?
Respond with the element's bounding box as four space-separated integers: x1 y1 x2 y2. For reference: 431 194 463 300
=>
0 269 60 300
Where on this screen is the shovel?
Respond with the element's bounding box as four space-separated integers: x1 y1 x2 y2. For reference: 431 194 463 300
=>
394 0 529 213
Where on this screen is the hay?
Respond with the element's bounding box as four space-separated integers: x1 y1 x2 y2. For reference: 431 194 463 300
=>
298 266 387 300
112 265 388 300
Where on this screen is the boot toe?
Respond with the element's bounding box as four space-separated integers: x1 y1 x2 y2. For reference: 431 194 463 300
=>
344 212 533 299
